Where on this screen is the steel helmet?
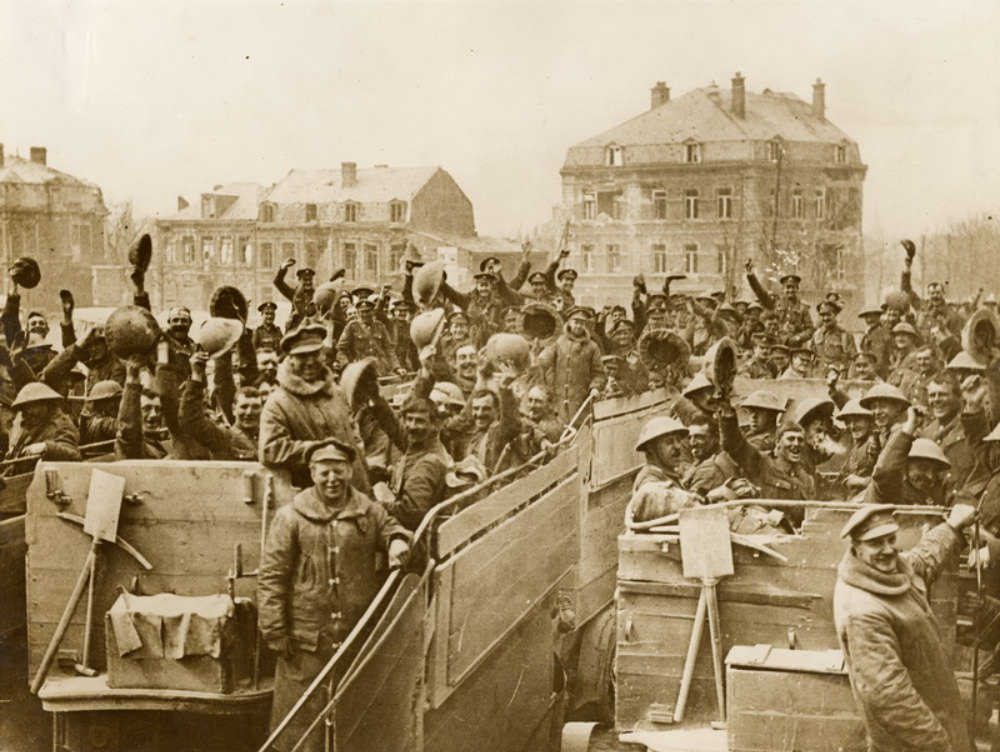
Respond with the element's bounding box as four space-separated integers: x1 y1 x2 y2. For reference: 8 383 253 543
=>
87 380 124 402
128 233 153 273
413 260 446 306
788 397 835 428
409 308 446 349
104 306 161 359
836 398 872 421
339 357 378 411
883 291 909 311
740 389 786 413
681 371 713 399
634 416 688 452
313 281 345 315
195 317 243 357
907 438 951 469
485 333 530 372
9 256 41 289
859 382 910 410
11 381 63 409
209 285 249 322
946 350 986 372
430 381 467 408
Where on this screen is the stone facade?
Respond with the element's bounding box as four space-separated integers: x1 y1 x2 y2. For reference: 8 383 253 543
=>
549 76 867 311
152 164 475 311
0 146 108 309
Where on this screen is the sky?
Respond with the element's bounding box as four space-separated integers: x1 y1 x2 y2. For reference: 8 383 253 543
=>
2 0 998 241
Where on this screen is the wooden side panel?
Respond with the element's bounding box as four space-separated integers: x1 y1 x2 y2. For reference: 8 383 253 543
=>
25 462 285 677
590 402 661 491
423 587 561 752
576 472 632 625
435 449 576 557
429 476 578 707
332 571 428 752
0 515 26 637
0 471 33 514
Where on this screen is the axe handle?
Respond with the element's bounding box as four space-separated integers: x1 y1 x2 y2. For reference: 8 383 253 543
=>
705 580 727 723
673 588 707 723
31 544 97 694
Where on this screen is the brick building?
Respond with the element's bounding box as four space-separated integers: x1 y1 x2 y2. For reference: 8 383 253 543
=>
152 163 475 311
0 145 108 309
547 75 867 310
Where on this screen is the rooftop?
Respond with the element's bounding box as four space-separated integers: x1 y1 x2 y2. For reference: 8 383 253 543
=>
264 165 442 205
0 154 101 190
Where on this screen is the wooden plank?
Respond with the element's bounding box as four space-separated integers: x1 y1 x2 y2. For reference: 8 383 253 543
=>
436 448 576 557
333 571 427 752
445 477 578 685
0 472 33 514
427 563 454 709
0 515 26 636
423 592 559 752
593 388 669 421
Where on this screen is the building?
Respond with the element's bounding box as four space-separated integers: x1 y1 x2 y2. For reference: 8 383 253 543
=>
152 163 475 311
548 75 867 310
0 145 108 309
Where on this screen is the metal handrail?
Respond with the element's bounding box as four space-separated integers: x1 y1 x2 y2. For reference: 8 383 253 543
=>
257 393 599 752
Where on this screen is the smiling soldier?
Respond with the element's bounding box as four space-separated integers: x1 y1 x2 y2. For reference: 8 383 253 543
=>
834 503 976 752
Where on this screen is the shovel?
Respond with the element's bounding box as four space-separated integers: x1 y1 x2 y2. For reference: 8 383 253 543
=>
31 470 126 694
675 505 734 726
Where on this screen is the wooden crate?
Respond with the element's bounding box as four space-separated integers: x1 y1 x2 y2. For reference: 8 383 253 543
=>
726 645 866 752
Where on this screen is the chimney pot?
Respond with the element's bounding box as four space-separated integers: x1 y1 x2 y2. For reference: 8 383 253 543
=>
29 147 47 166
650 81 670 109
341 162 358 188
178 196 189 211
812 77 826 120
731 72 746 119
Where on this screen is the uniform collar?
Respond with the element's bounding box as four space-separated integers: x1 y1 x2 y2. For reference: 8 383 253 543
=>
292 486 368 523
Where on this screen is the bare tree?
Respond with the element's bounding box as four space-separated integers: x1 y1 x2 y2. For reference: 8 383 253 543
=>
105 200 153 264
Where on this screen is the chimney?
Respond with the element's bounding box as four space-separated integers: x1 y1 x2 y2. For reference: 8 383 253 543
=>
731 72 746 119
177 196 189 211
0 144 4 168
812 78 826 120
650 81 670 109
29 147 47 166
341 162 357 188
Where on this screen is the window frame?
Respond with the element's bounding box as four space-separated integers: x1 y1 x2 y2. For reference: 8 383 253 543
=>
684 190 699 220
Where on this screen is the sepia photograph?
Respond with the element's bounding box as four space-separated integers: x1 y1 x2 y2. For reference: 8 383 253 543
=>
1 1 999 750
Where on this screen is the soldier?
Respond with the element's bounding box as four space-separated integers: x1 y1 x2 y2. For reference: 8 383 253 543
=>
739 390 785 451
896 345 936 407
626 417 700 524
5 382 81 463
537 306 606 423
768 343 791 376
335 299 402 377
259 324 369 491
601 354 633 398
737 333 775 379
369 394 450 531
812 300 856 372
901 239 963 339
524 271 553 304
834 502 975 752
439 311 473 365
179 352 260 461
745 259 814 347
273 258 317 331
258 439 410 752
253 301 283 353
719 392 817 527
919 375 985 494
858 304 890 378
866 406 952 506
555 268 578 310
886 322 919 386
115 359 168 460
837 399 878 491
859 382 911 446
442 272 510 348
77 380 123 445
780 346 815 379
848 351 882 382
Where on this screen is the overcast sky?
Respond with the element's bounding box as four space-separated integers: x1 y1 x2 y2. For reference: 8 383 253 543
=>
3 0 998 242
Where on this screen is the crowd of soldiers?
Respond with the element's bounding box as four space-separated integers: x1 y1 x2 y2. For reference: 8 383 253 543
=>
7 235 1000 750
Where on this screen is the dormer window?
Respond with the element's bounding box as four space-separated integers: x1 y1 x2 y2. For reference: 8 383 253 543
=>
259 203 275 223
835 144 846 164
767 140 783 162
344 201 358 222
389 200 407 223
305 203 317 222
685 142 701 164
605 144 623 167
